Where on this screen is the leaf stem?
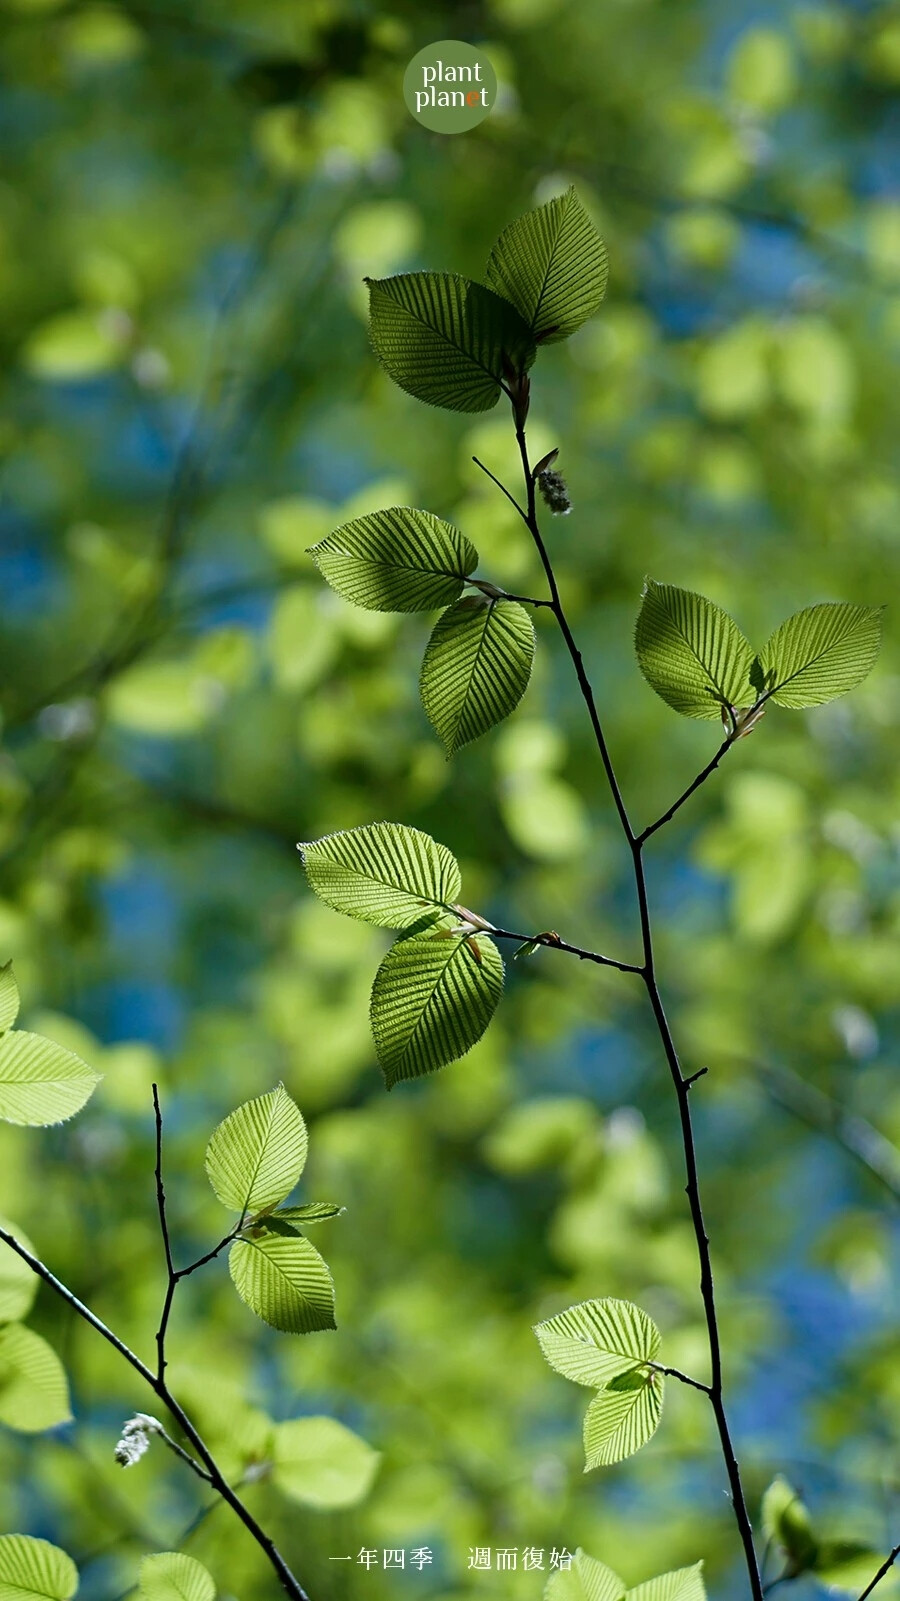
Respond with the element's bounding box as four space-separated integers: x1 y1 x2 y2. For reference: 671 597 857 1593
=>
504 404 763 1601
646 1361 711 1397
485 925 642 975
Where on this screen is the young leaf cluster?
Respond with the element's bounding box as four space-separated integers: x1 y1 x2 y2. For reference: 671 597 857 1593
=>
364 186 607 414
308 505 535 754
761 1475 891 1593
534 1298 665 1468
545 1550 705 1601
300 822 503 1086
636 582 882 723
205 1084 339 1333
308 189 611 757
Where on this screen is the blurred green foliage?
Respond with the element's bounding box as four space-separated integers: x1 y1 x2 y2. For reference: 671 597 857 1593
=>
0 0 899 1598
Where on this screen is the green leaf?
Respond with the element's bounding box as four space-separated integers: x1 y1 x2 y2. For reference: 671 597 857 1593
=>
308 507 478 612
0 1031 100 1126
138 1553 215 1601
0 1324 72 1432
534 1298 661 1387
545 1549 625 1601
229 1234 336 1333
756 602 883 707
366 272 535 413
420 597 535 755
635 580 756 719
486 187 609 344
260 1202 344 1235
0 966 19 1035
301 822 461 930
272 1416 380 1509
370 928 504 1088
0 1535 78 1601
628 1565 706 1601
205 1085 307 1216
761 1475 819 1571
583 1369 664 1468
0 1219 38 1323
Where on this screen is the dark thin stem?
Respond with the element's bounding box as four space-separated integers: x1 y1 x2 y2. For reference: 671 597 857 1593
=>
502 403 763 1601
472 455 529 522
858 1544 900 1601
485 925 642 975
647 1361 711 1397
153 1085 241 1380
512 417 637 848
638 733 737 843
154 1425 214 1484
0 1224 309 1598
153 1083 177 1382
468 578 555 609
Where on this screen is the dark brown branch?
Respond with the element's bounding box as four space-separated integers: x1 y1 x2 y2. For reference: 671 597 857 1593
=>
501 401 763 1601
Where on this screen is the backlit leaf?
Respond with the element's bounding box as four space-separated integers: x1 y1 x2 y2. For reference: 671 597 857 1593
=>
635 580 755 719
628 1565 706 1601
308 507 478 612
370 928 504 1088
545 1549 625 1601
756 603 883 707
583 1370 664 1467
366 272 535 413
229 1234 335 1333
420 597 535 755
0 1033 100 1126
205 1085 307 1215
0 1324 72 1432
138 1553 215 1601
261 1202 343 1234
272 1416 380 1509
0 1535 78 1601
486 187 609 343
301 822 461 930
761 1475 819 1570
534 1298 661 1388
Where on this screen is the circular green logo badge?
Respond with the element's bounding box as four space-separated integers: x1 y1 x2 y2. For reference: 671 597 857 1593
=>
403 40 496 134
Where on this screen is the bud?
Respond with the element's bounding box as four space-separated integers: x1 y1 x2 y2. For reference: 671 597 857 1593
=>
537 467 572 515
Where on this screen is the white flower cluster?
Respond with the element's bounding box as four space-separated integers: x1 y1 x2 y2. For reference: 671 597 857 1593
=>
114 1412 163 1468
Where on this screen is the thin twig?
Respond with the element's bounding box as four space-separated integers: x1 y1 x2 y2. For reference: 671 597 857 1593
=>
153 1084 241 1380
498 394 763 1601
647 1361 711 1397
638 732 738 843
858 1543 900 1601
472 456 529 522
485 925 643 975
0 1223 309 1599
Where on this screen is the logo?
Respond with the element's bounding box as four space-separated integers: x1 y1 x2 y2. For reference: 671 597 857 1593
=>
403 40 497 134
